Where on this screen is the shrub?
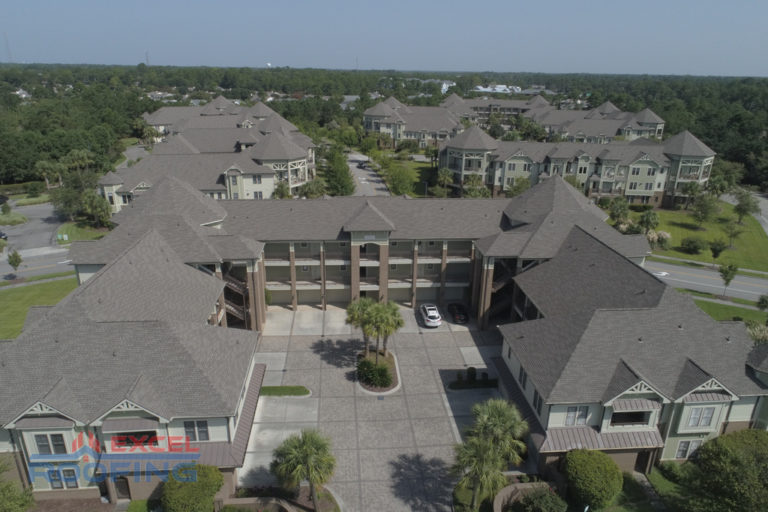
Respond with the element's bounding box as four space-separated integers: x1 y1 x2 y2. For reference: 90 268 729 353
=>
1 203 9 216
126 500 149 512
563 449 622 509
25 182 45 198
162 464 223 512
357 358 392 387
658 461 685 484
467 366 477 382
264 288 272 306
629 204 654 212
681 237 707 254
596 197 611 209
508 487 567 512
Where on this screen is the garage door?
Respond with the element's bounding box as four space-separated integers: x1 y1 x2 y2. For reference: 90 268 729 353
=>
298 289 321 306
416 288 438 302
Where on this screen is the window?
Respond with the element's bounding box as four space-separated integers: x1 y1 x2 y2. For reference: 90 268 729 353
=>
339 265 347 271
507 346 512 359
300 242 308 248
48 469 63 489
647 169 656 176
62 469 78 489
184 421 210 442
390 264 397 271
230 176 238 186
631 167 641 176
217 193 223 200
51 434 67 454
252 175 262 185
107 194 114 205
518 367 527 390
35 435 51 455
122 195 128 204
301 266 309 272
391 241 398 246
533 391 543 415
565 406 589 426
233 193 239 199
254 191 263 199
578 166 587 175
610 411 651 426
675 439 702 459
687 407 715 427
644 183 653 191
508 163 516 171
629 182 638 190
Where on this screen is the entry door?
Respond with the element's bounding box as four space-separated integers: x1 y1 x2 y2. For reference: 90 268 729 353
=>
115 476 131 500
635 451 651 473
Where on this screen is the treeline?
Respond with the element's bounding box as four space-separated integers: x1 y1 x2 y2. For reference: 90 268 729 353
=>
2 64 768 187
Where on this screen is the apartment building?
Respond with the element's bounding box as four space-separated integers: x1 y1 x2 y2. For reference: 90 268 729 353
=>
439 126 715 206
496 227 768 473
101 97 316 212
364 93 664 145
0 229 265 503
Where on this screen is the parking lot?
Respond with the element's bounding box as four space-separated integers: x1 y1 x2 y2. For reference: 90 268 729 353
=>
243 304 502 511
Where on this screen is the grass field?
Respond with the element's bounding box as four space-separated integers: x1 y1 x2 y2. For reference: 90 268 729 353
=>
676 288 758 307
260 386 311 396
0 278 78 338
0 271 77 288
634 202 768 271
56 221 107 244
694 300 768 324
11 193 50 206
0 211 28 226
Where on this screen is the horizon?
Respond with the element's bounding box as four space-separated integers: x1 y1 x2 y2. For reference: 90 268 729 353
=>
4 0 768 78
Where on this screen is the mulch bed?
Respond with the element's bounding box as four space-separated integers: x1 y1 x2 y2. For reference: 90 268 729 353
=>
357 350 399 392
31 498 113 512
239 486 339 512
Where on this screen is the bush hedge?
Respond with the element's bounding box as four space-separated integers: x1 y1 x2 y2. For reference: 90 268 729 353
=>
508 487 567 512
681 236 708 254
357 358 392 388
563 450 622 509
629 204 654 212
162 464 223 512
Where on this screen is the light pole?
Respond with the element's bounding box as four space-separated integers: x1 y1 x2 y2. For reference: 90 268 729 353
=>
423 181 428 197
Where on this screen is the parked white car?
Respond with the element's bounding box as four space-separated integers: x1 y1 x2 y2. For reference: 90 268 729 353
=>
419 304 442 327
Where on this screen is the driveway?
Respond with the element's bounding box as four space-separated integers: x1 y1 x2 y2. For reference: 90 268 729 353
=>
0 202 70 279
242 306 502 511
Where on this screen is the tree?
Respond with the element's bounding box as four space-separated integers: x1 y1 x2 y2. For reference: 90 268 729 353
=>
273 181 292 199
563 450 622 509
733 188 760 224
271 429 336 512
467 399 528 466
346 297 375 356
299 178 327 199
426 146 439 169
1 202 9 216
758 294 768 312
452 436 506 512
690 193 719 228
82 190 111 227
608 196 630 225
463 174 490 198
709 238 728 267
437 167 454 189
162 464 223 512
563 175 582 192
7 250 22 273
723 219 745 248
719 263 738 296
379 300 404 357
687 430 768 512
387 165 416 196
506 177 530 197
681 182 701 209
638 209 660 234
0 461 33 512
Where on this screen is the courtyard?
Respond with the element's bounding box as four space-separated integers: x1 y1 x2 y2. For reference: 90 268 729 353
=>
242 305 503 511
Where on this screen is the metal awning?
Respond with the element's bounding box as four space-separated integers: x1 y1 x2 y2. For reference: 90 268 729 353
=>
611 398 662 412
683 391 732 403
15 416 74 429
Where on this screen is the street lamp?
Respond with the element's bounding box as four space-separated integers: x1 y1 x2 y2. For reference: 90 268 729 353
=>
423 181 428 197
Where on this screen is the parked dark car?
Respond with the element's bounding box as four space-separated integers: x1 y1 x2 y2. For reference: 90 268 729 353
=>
357 161 366 169
447 303 469 324
0 231 7 240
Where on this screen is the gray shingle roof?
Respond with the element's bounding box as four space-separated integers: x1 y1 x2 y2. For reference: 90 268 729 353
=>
663 130 716 157
500 228 763 405
249 132 307 161
343 201 395 232
446 126 498 150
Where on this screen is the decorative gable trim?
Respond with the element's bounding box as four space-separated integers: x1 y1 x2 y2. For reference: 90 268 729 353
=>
7 402 82 428
93 399 168 425
605 379 668 405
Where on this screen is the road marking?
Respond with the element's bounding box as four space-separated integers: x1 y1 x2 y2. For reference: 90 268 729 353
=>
646 264 768 289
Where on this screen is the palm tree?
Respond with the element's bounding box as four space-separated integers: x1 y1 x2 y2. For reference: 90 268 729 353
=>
453 436 507 511
271 429 336 511
467 399 528 466
346 297 375 356
364 302 388 364
638 210 660 234
380 300 404 357
437 168 454 189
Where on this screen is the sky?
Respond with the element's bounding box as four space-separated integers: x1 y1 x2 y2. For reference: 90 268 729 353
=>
3 0 767 77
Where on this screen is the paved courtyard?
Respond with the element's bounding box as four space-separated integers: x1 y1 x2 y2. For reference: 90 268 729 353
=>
241 305 502 511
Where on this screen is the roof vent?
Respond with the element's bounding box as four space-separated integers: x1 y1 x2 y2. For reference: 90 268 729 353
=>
112 351 117 357
638 337 643 342
725 336 731 343
678 324 683 330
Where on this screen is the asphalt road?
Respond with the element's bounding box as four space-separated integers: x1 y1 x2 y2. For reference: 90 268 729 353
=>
347 152 390 196
645 260 768 302
1 202 72 281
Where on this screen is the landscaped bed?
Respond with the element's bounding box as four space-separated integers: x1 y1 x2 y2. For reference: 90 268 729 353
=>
260 385 311 397
357 350 399 392
236 486 339 512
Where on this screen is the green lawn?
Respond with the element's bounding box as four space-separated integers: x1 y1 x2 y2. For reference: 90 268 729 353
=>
0 211 28 226
0 278 78 338
635 202 768 271
12 193 50 206
391 159 436 197
56 221 107 244
647 469 691 512
602 474 656 512
260 385 311 396
0 271 77 288
694 300 768 324
676 288 758 307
